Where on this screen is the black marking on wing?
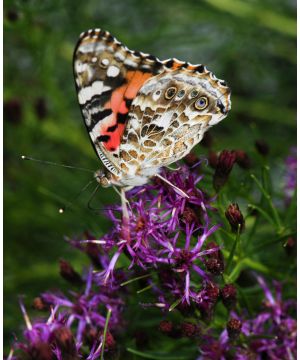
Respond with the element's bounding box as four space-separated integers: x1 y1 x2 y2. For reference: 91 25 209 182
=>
97 135 110 142
125 98 132 109
117 113 127 124
194 65 205 73
165 59 174 68
107 124 118 132
91 109 113 123
217 100 227 115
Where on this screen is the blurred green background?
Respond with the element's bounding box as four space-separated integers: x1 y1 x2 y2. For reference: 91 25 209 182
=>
4 0 296 349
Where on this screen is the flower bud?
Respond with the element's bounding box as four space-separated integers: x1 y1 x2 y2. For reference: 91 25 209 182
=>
235 150 251 169
213 150 236 191
225 203 245 233
221 284 237 309
197 281 220 323
102 331 116 350
205 242 224 275
180 322 198 338
255 140 269 156
159 320 173 334
135 217 146 231
51 327 78 357
180 206 199 226
59 259 83 286
204 281 220 302
32 297 50 311
27 342 53 360
4 98 23 124
226 318 242 340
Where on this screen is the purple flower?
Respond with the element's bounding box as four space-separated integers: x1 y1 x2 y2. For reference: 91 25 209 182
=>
41 268 124 344
84 165 221 305
197 276 296 359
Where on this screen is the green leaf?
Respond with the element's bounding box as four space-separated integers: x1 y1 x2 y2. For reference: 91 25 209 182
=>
126 348 189 360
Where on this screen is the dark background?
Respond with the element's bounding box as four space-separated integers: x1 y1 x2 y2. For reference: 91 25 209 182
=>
4 0 296 349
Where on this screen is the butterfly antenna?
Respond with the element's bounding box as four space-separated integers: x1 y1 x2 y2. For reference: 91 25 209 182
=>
87 183 106 212
21 155 95 173
155 173 189 198
59 179 96 214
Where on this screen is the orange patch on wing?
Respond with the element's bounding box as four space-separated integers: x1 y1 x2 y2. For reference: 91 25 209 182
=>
171 61 184 70
187 65 197 70
119 100 128 114
125 71 152 99
101 70 154 151
111 84 128 113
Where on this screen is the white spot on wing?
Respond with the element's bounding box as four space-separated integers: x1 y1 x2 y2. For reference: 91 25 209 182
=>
101 58 109 66
114 52 125 61
107 65 120 77
124 58 138 68
78 81 111 104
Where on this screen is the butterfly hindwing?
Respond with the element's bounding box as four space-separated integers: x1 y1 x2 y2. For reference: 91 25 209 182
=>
118 66 231 177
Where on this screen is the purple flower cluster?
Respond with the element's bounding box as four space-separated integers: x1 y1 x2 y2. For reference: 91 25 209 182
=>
9 267 123 359
91 165 221 306
198 276 296 360
7 162 296 359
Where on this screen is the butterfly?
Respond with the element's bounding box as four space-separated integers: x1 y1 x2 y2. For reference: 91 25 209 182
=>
73 29 231 193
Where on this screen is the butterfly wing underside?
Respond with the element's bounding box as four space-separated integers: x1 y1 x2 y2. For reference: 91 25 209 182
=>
118 67 231 177
74 29 231 185
73 29 165 175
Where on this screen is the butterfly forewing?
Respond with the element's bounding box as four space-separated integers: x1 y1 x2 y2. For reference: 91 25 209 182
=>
73 29 165 174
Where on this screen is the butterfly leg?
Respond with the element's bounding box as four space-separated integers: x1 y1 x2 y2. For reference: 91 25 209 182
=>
120 187 131 241
155 173 189 198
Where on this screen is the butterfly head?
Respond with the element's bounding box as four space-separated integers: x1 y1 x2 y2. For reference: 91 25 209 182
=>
94 169 113 188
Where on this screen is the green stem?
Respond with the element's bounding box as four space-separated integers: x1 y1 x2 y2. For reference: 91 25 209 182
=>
247 204 276 227
126 348 188 360
250 174 283 233
227 257 271 283
121 273 151 287
169 298 182 312
225 227 241 274
137 284 154 294
100 308 112 360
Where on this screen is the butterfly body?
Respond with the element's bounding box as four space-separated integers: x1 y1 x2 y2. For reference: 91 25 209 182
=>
74 29 231 189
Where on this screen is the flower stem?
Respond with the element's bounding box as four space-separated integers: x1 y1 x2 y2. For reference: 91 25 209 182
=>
121 273 152 287
100 307 112 360
225 226 241 274
250 174 283 233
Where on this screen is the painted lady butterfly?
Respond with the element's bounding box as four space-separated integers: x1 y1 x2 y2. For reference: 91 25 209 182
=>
73 29 231 191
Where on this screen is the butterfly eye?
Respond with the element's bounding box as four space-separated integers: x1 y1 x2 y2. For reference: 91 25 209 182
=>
165 87 177 99
190 89 199 98
195 96 209 110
